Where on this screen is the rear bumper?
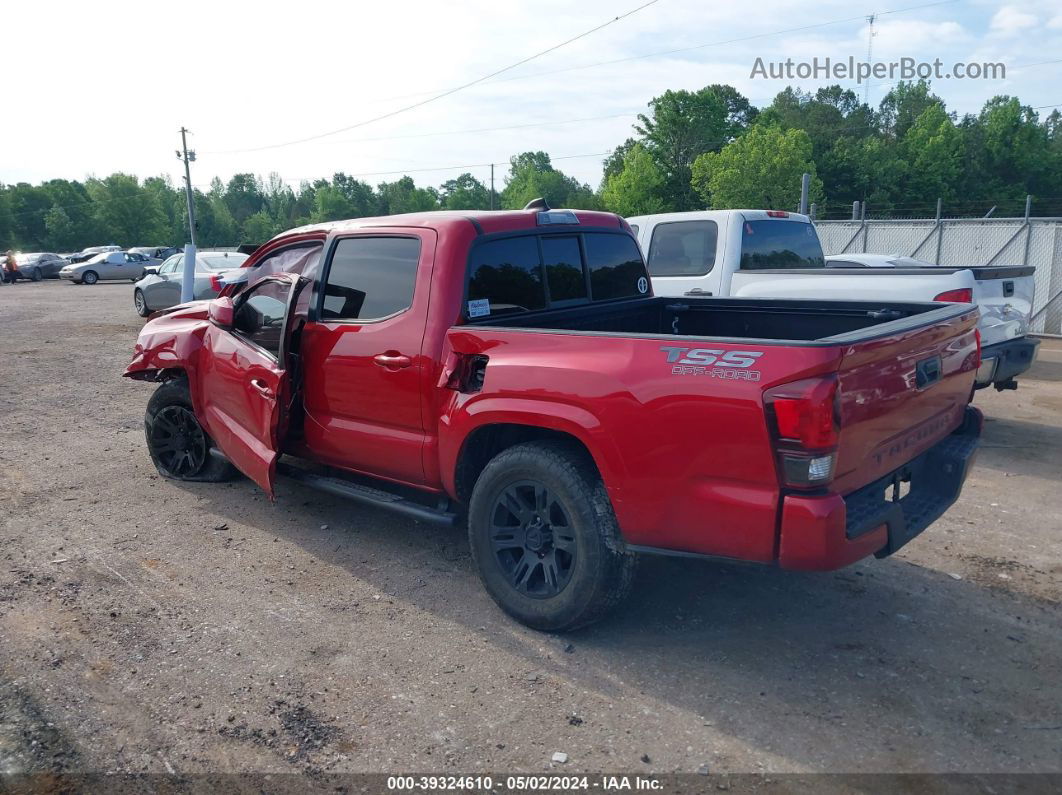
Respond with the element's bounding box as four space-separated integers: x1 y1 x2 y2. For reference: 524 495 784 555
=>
777 406 981 571
974 337 1040 388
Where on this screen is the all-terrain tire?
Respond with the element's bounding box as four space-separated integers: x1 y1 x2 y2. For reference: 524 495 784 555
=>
144 378 237 482
468 440 636 632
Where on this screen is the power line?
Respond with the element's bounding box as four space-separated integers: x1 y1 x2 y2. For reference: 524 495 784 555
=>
277 151 612 182
207 0 661 155
312 112 639 147
247 0 959 114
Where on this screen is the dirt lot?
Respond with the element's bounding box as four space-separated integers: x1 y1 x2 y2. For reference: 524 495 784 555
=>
1 280 1060 781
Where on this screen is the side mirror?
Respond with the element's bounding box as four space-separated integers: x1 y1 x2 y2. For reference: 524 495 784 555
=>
143 266 158 276
208 297 235 329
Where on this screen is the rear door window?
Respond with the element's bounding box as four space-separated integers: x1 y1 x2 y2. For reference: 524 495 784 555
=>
739 220 825 270
467 237 546 316
466 232 648 318
321 236 421 321
647 221 718 276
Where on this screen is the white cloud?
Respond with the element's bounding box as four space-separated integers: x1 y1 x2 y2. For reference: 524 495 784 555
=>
989 6 1038 36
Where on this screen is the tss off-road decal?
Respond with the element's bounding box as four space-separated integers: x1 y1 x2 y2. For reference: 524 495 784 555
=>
660 346 764 381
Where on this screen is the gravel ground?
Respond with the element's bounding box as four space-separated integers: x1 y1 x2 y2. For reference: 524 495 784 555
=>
1 280 1060 781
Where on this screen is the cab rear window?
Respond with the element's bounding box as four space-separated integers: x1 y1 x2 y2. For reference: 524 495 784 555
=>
739 220 825 270
466 232 647 318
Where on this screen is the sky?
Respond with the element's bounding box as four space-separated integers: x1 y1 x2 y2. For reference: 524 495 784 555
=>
5 0 1060 193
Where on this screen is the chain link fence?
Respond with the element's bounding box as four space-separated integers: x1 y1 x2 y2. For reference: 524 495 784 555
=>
815 217 1062 335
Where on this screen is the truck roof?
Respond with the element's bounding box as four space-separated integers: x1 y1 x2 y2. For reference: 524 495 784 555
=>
279 208 627 241
627 209 813 225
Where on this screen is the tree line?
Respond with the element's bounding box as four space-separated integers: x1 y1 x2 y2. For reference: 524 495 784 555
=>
3 79 1060 252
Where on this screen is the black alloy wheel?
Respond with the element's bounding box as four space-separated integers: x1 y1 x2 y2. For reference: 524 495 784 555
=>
489 480 576 598
148 405 208 478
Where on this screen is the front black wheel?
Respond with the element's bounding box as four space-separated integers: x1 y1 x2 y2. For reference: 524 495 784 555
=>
30 268 43 282
468 441 636 632
145 379 236 482
81 270 99 285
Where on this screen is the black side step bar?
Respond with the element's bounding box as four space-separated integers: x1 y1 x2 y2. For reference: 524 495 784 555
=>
276 462 457 527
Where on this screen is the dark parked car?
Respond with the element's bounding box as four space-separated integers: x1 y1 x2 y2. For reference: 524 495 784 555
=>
129 246 181 265
15 252 68 280
70 245 121 264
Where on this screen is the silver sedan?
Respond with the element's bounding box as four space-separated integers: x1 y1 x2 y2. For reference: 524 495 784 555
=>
132 251 249 316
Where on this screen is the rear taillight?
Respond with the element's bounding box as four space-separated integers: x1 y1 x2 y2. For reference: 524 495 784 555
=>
974 328 982 368
764 376 840 488
210 274 224 292
933 288 973 303
766 210 789 218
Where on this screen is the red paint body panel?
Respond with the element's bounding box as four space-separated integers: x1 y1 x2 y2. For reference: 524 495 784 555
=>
776 494 888 570
126 209 980 571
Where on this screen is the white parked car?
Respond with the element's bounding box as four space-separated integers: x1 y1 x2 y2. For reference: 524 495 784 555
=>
628 210 1039 391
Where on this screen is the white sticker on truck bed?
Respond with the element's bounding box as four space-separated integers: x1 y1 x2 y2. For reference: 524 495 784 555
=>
467 298 490 318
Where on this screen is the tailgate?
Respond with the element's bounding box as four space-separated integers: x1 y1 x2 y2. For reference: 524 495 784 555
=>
971 266 1035 347
728 269 965 301
830 307 979 495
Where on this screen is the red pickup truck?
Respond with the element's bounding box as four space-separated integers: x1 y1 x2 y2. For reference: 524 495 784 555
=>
125 204 982 631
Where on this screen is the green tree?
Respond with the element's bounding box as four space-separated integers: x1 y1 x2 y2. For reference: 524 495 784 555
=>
87 174 168 245
601 138 638 186
0 187 13 250
241 209 276 243
501 152 599 210
440 173 490 210
692 126 823 210
756 86 876 205
8 183 53 248
601 143 667 216
43 206 80 251
826 135 906 212
900 103 964 202
142 176 184 244
330 173 376 217
206 196 237 245
376 176 438 214
879 80 944 139
311 185 356 223
634 86 751 210
223 174 266 226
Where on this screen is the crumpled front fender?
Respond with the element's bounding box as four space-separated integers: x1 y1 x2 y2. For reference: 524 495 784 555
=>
123 303 212 381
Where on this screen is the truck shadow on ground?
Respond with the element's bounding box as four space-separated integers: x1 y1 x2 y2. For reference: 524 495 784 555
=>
975 415 1062 479
1025 358 1062 383
177 477 1062 772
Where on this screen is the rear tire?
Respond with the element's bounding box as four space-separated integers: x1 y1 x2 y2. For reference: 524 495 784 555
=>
82 270 99 285
145 378 236 482
468 440 636 632
134 288 150 317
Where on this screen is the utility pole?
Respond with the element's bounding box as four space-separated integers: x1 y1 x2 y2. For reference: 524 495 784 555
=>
799 172 810 215
864 14 877 107
490 163 495 210
176 127 198 303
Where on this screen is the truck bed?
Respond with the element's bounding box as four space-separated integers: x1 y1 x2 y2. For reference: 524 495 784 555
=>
466 295 969 344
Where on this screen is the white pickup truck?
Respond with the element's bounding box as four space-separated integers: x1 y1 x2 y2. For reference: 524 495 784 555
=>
628 209 1040 391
